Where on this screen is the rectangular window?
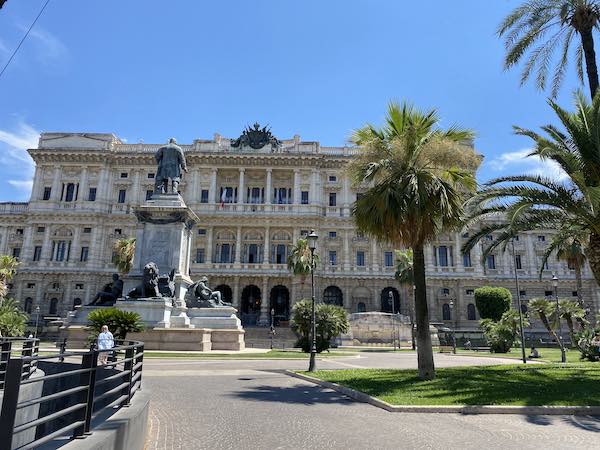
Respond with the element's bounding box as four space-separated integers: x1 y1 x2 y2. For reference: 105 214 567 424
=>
114 228 122 235
80 247 89 262
12 247 20 259
545 290 553 297
301 191 309 204
198 228 206 235
16 228 23 235
487 255 496 270
300 230 309 237
247 244 258 263
88 187 97 201
515 254 522 270
328 175 337 182
328 231 337 238
221 187 234 203
572 291 578 297
145 190 153 201
75 283 84 290
466 289 474 295
514 235 520 241
36 226 45 233
219 243 231 263
275 244 286 264
147 173 155 179
200 189 209 203
27 283 35 289
438 246 449 267
249 187 262 204
120 172 128 178
196 248 205 263
356 251 365 267
83 227 92 234
55 241 67 262
537 235 546 242
485 234 493 241
42 187 51 200
329 250 337 266
463 252 472 268
519 290 527 297
118 189 126 204
33 246 42 261
328 192 337 207
384 251 394 267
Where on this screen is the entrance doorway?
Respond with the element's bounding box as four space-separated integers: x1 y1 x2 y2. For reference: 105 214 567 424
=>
241 285 261 326
269 285 290 325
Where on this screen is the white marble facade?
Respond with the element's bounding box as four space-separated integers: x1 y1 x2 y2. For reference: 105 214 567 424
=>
1 131 599 332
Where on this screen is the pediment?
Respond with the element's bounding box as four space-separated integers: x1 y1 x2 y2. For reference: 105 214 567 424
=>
39 133 115 150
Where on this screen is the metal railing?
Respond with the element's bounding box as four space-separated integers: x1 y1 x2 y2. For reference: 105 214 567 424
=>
0 340 144 450
0 338 40 389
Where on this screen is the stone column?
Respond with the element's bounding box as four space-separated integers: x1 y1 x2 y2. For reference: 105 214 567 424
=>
342 175 350 216
453 232 461 271
70 227 82 265
88 226 103 268
209 169 218 203
293 169 301 205
84 279 92 304
50 166 62 202
235 226 242 263
263 226 270 264
238 168 245 204
0 227 7 254
343 230 351 271
130 169 141 205
63 281 73 312
78 166 88 204
371 239 380 272
190 168 200 204
98 167 110 207
41 226 52 261
30 166 44 202
265 169 272 204
259 276 269 325
233 277 240 310
526 233 537 275
34 283 44 312
21 226 34 262
310 169 319 205
206 227 214 263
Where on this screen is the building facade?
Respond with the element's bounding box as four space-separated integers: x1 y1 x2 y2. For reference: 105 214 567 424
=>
1 131 599 334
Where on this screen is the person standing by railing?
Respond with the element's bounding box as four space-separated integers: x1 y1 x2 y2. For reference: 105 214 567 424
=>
97 325 114 365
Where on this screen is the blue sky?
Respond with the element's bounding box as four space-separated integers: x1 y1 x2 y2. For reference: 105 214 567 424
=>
0 0 585 201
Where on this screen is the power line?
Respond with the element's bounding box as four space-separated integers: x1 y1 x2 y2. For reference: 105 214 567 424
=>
0 0 52 81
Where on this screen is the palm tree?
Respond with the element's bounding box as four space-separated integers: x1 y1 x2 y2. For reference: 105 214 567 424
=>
539 226 588 309
287 239 319 298
528 297 565 347
559 299 587 338
349 101 478 380
0 255 19 299
394 249 416 350
463 91 600 286
498 0 600 98
113 238 136 275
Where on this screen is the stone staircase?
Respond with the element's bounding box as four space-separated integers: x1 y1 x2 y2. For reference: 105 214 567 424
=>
243 326 298 349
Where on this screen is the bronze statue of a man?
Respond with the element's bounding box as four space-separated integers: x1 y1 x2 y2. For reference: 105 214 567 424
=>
155 138 187 194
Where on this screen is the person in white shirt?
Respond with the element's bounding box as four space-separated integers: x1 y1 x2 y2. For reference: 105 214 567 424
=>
97 325 114 365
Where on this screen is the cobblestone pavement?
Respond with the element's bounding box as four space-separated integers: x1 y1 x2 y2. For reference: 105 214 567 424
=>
143 352 599 450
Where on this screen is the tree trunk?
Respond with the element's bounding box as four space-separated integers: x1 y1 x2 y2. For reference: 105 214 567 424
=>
412 244 435 380
580 27 600 98
587 232 600 286
537 312 563 350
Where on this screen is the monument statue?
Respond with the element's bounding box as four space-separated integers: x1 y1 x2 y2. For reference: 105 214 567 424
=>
155 138 187 194
87 274 123 306
187 276 231 308
127 262 161 298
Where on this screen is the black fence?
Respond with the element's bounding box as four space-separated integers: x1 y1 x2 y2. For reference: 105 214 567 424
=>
0 338 40 389
0 340 144 450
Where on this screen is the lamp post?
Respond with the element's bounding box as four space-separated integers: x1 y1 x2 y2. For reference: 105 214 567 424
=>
411 285 416 350
510 238 527 364
307 229 318 372
269 308 275 350
449 299 456 354
388 291 397 350
33 305 40 339
552 274 567 363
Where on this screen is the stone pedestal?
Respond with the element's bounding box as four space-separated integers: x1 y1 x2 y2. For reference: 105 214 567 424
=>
187 307 242 329
118 298 173 328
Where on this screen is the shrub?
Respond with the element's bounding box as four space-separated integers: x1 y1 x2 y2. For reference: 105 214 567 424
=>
474 287 512 321
291 299 349 353
0 298 28 337
480 310 529 353
87 308 144 341
575 329 600 362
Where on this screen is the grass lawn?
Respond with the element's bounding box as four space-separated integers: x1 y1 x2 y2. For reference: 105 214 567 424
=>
143 350 356 359
306 364 600 406
454 347 583 364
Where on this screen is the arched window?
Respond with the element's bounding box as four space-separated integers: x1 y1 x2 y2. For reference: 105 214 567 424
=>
467 303 476 320
357 302 366 313
442 303 451 321
49 298 59 315
323 286 343 306
381 287 400 313
24 297 33 314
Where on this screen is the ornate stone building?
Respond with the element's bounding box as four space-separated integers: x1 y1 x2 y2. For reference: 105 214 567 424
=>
1 130 598 335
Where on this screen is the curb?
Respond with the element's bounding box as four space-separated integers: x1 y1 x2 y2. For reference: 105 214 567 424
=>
284 370 600 415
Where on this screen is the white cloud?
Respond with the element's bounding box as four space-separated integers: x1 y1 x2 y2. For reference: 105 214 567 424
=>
27 26 67 64
484 148 569 182
8 179 33 192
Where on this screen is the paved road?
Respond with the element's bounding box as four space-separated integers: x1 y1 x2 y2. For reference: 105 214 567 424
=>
143 352 599 450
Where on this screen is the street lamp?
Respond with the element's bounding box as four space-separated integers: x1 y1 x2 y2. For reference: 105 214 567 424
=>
388 291 397 350
510 238 527 364
552 274 567 363
307 229 318 372
449 299 456 354
411 285 416 350
33 306 41 339
269 308 275 350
